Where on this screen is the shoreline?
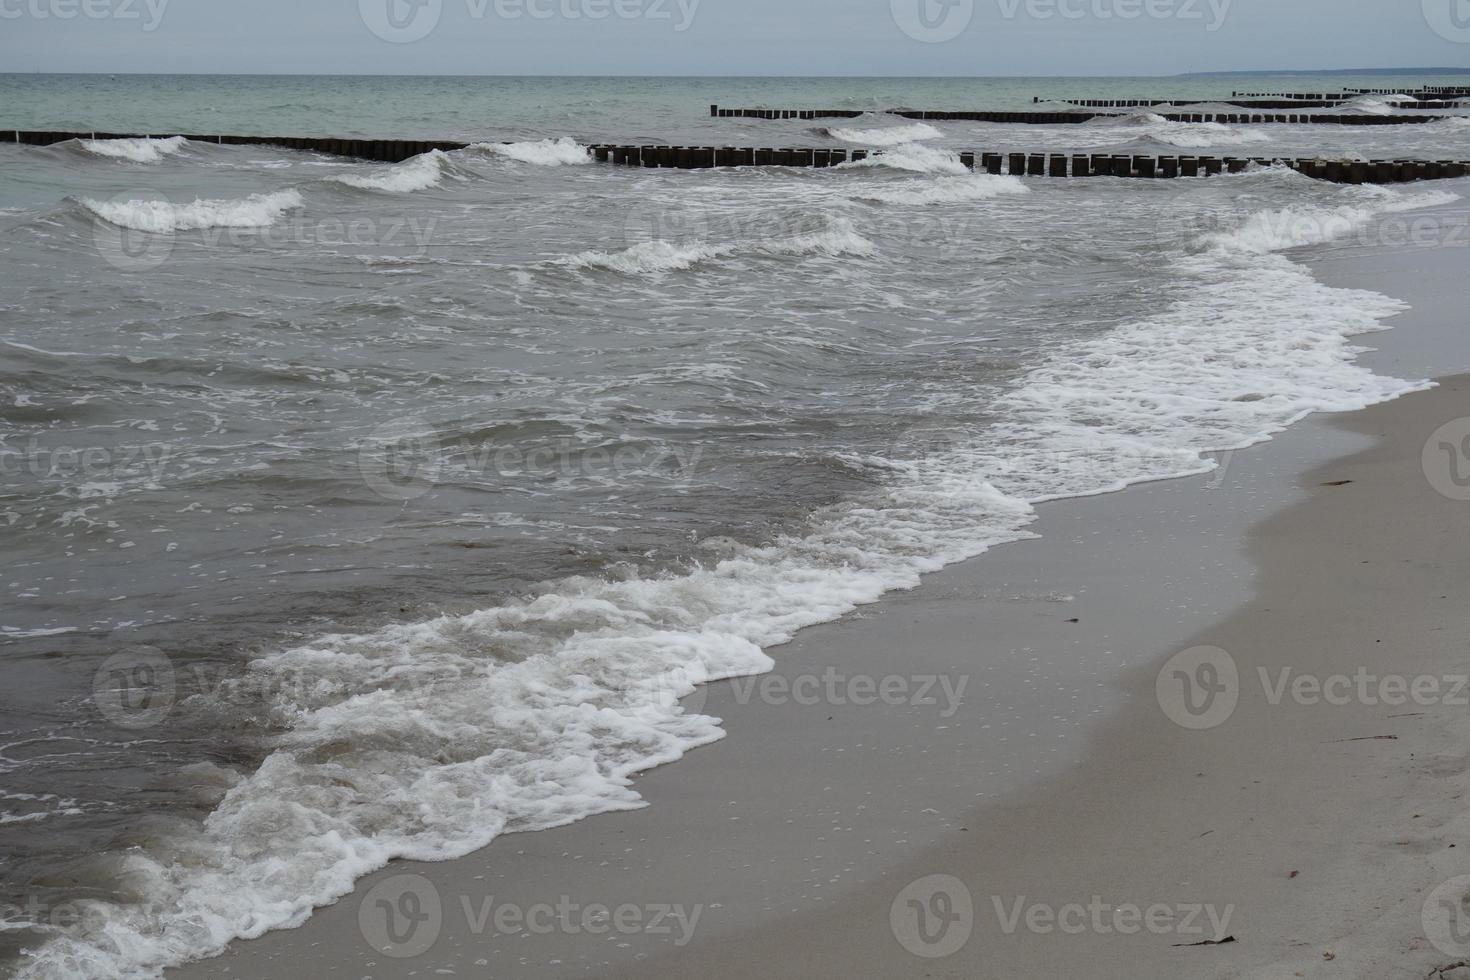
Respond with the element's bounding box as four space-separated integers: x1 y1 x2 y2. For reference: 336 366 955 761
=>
160 196 1470 979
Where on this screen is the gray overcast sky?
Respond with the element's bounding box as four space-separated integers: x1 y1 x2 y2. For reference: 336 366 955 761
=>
1 0 1468 76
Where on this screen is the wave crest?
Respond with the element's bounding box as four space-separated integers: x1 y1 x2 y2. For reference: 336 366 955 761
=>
78 136 189 164
473 138 591 166
331 150 450 193
850 174 1030 206
825 121 943 145
558 217 877 275
78 190 304 233
837 143 969 175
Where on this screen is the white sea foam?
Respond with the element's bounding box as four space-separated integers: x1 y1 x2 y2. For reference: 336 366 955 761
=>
851 174 1029 206
1083 112 1272 148
331 150 449 192
474 137 591 166
0 626 78 639
78 190 304 233
826 121 943 145
558 217 876 275
1203 184 1461 254
18 178 1460 980
837 143 970 175
78 136 188 164
1340 94 1404 116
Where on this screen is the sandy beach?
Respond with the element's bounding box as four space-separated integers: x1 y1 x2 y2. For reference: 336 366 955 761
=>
152 192 1470 980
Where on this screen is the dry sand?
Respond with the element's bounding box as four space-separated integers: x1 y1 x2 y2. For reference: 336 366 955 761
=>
171 198 1470 980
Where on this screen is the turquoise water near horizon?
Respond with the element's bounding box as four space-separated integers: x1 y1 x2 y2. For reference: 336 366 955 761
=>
3 71 1470 141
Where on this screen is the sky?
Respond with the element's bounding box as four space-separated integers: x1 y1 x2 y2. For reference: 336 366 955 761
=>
0 0 1468 76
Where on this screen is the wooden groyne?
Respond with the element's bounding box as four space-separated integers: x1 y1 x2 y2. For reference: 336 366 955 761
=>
590 145 1467 184
1234 88 1470 98
1340 87 1470 96
11 130 1468 185
1043 97 1464 110
9 129 467 164
708 106 1451 126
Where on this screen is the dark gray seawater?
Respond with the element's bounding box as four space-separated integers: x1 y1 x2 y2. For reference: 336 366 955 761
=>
0 74 1466 978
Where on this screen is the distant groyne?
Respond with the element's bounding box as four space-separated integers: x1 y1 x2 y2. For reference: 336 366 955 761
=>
709 106 1454 125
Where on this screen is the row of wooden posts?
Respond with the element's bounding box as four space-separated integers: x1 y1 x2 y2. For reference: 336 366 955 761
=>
9 130 1469 184
8 129 467 164
709 105 1451 126
1044 97 1464 110
591 145 1469 184
1232 88 1470 98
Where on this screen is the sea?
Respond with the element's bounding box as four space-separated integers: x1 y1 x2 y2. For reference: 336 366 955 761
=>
0 72 1466 978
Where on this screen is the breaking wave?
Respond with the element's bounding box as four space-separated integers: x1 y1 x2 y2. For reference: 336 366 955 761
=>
78 190 305 233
